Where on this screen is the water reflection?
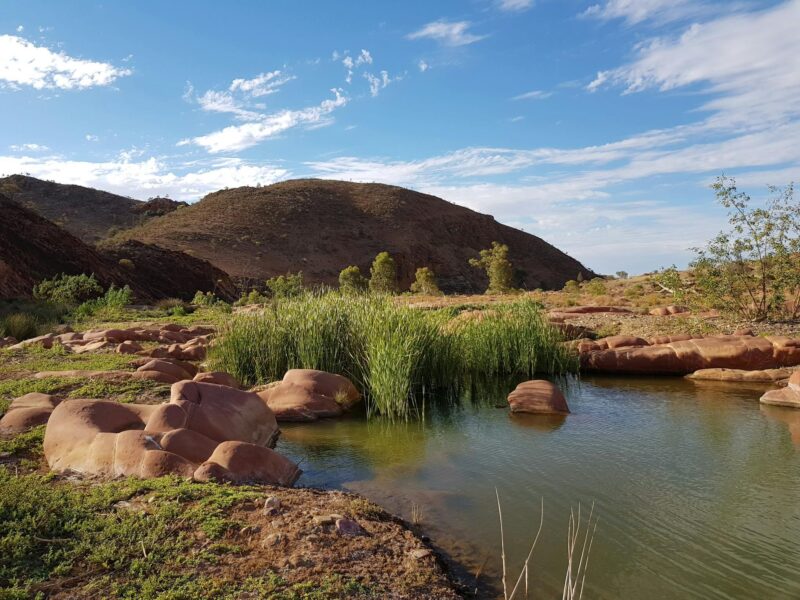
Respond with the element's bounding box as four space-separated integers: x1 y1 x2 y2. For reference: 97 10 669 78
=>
276 375 800 599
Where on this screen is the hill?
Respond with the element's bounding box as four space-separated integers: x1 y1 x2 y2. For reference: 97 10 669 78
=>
0 193 235 302
0 175 186 243
112 179 594 292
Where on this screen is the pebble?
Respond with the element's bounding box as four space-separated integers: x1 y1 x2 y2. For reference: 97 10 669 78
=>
312 513 343 526
411 548 432 560
335 517 366 536
263 533 285 547
263 495 281 516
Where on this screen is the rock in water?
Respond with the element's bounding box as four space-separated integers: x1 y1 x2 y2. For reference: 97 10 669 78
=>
508 380 570 415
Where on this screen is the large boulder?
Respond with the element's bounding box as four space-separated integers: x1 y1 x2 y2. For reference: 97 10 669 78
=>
257 369 361 422
0 393 61 434
507 380 570 415
760 372 800 409
687 368 794 383
581 335 800 375
43 381 297 485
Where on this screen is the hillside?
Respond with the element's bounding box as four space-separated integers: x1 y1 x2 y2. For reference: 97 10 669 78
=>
0 175 186 243
112 179 594 292
0 194 235 301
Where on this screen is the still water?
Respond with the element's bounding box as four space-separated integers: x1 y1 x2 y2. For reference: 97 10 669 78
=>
277 376 800 599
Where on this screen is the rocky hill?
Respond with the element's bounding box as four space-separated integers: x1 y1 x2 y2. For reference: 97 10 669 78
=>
0 175 186 243
112 179 594 292
0 193 235 301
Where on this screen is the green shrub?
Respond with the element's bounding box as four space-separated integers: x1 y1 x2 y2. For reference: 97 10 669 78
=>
118 258 135 270
73 285 132 319
234 289 269 306
155 297 194 317
265 272 304 299
409 267 442 295
469 241 514 294
563 280 580 294
338 266 368 294
33 273 103 306
584 278 607 296
192 290 220 306
0 313 41 340
369 252 397 294
210 294 576 420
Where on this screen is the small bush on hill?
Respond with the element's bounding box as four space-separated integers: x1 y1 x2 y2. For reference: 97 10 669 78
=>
266 272 304 299
0 313 40 340
192 290 219 306
409 267 442 295
339 266 368 295
33 273 103 306
562 280 580 295
369 252 398 294
73 285 132 319
584 278 607 296
469 241 514 294
155 297 194 317
234 289 269 306
118 258 135 270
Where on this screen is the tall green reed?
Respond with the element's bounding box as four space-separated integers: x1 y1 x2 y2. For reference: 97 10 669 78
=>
210 293 577 420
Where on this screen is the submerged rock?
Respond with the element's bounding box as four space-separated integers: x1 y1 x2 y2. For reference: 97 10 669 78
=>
507 380 570 415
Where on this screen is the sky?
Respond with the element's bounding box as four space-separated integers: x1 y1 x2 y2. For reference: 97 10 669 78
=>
1 0 798 275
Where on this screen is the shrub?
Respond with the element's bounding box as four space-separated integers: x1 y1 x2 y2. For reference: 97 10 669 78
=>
369 252 398 294
266 272 304 299
118 258 135 270
469 242 514 294
409 267 442 295
650 265 688 304
584 278 607 296
0 313 40 340
33 273 103 306
689 176 800 320
155 297 194 316
338 266 368 295
563 280 580 295
234 289 269 306
192 290 220 306
623 283 645 299
73 285 133 319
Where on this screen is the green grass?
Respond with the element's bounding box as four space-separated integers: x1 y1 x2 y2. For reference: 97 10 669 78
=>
210 293 577 419
0 426 45 458
0 345 135 377
0 472 376 599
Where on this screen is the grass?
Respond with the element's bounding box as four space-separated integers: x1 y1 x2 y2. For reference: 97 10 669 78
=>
0 471 379 599
0 345 135 377
210 293 577 419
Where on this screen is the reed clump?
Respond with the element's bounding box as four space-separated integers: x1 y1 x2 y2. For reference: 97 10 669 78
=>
210 293 577 419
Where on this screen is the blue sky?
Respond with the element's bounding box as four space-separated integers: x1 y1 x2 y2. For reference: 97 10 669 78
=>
1 0 798 274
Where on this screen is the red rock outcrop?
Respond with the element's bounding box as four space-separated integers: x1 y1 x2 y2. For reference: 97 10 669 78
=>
687 368 793 383
760 372 800 409
507 380 570 415
257 369 361 422
0 393 61 434
581 335 800 375
43 381 298 485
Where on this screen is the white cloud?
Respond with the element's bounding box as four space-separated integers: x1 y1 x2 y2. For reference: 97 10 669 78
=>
407 20 487 47
85 134 99 142
497 0 534 12
195 90 263 121
9 143 49 152
189 89 348 153
229 70 294 97
0 35 131 90
582 0 717 25
418 60 429 72
16 25 23 33
364 71 395 97
0 153 289 202
512 89 552 100
341 49 373 84
588 1 800 129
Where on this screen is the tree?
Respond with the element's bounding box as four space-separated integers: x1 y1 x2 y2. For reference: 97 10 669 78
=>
265 272 304 298
469 241 514 294
32 273 104 306
339 265 368 294
369 252 398 294
409 267 442 295
615 271 629 280
689 176 800 320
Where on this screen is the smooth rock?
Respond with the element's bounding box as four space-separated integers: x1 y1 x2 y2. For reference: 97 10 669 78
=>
508 380 570 415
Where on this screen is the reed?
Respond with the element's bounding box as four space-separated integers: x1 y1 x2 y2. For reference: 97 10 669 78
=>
210 292 577 419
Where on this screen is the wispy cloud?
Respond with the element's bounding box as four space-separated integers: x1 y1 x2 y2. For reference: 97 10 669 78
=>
512 89 552 100
497 0 534 12
0 153 289 202
418 59 429 72
188 70 295 120
407 20 487 47
0 35 131 90
9 143 49 152
581 0 719 25
187 88 348 153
